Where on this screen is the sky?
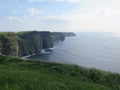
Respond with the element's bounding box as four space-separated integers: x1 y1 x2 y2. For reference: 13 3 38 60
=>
1 0 120 32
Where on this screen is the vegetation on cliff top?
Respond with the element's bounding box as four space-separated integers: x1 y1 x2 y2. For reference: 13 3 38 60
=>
0 32 19 56
0 55 120 90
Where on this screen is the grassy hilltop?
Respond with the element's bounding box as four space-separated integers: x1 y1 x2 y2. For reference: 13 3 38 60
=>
0 55 120 90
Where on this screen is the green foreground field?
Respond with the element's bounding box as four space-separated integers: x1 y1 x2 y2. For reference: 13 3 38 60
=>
0 55 120 90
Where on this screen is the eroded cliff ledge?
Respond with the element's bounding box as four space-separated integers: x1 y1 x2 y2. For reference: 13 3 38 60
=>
0 31 76 57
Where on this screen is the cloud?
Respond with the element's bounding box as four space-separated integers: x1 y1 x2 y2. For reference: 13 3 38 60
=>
55 0 80 3
55 0 64 2
27 8 43 16
28 0 44 2
7 16 25 22
5 7 120 32
39 7 120 32
27 0 80 3
67 8 120 32
2 0 120 32
28 0 33 2
67 0 80 3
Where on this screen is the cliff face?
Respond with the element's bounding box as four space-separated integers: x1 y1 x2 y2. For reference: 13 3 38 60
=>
51 32 76 43
17 31 53 57
51 32 65 43
0 32 19 56
40 31 53 49
17 31 42 56
62 32 76 37
0 31 75 57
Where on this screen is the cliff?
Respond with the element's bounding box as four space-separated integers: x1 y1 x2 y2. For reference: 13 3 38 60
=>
51 32 65 43
62 32 76 37
0 32 19 56
17 31 53 57
0 31 75 57
51 32 76 43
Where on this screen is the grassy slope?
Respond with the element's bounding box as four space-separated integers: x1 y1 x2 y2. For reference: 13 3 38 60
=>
0 55 119 90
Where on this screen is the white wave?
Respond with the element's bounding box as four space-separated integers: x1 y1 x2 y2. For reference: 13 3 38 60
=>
21 53 36 59
41 49 51 54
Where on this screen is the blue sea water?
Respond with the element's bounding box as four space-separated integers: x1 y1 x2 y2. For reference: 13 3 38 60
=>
30 32 120 73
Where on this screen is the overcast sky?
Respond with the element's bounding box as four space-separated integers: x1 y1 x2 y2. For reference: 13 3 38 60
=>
1 0 120 32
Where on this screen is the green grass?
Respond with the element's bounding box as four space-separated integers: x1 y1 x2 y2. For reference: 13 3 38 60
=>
0 32 14 34
16 31 35 35
0 55 120 90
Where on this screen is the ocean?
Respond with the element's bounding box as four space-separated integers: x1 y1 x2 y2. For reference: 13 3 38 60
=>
30 32 120 73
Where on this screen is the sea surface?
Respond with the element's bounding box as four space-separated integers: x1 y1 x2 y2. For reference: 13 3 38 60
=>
30 32 120 73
